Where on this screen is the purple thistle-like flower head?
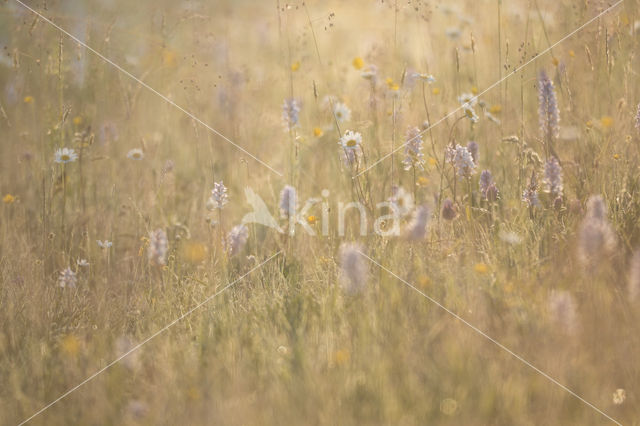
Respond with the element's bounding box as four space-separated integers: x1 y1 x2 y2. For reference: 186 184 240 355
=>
577 195 616 265
441 198 458 221
479 170 493 195
227 224 249 256
338 243 368 294
466 141 479 163
448 144 476 180
538 70 559 141
402 126 425 171
405 205 430 240
521 172 539 207
279 185 297 218
282 98 301 132
480 170 500 203
148 229 168 266
207 181 229 210
58 267 77 288
543 157 563 198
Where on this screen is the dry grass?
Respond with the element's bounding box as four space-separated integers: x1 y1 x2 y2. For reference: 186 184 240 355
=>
1 0 640 424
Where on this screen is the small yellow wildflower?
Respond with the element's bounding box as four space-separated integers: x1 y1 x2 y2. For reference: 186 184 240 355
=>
432 87 440 95
428 157 437 166
613 153 620 160
3 194 15 204
313 127 324 137
474 263 489 274
552 56 559 66
334 349 350 366
585 120 593 128
352 57 364 70
307 215 317 225
568 50 575 58
73 116 83 126
291 61 300 72
187 387 201 401
489 104 502 114
471 86 478 95
61 334 80 357
182 242 207 264
418 275 430 289
23 96 34 103
162 49 176 67
417 176 429 187
600 116 613 128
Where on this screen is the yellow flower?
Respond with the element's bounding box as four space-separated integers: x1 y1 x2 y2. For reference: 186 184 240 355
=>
306 215 317 225
585 120 593 128
474 262 489 274
613 153 620 160
471 86 478 95
73 116 83 126
385 77 399 91
418 275 430 289
489 104 502 114
187 386 201 401
352 57 364 70
552 56 559 66
162 49 176 67
61 334 80 357
291 61 300 72
600 116 613 128
3 194 15 204
313 127 324 137
417 176 429 187
428 157 438 166
181 242 207 264
334 349 350 366
23 96 34 103
432 87 440 95
568 50 575 58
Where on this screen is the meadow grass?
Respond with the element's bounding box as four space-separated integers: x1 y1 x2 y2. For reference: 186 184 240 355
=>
1 0 640 424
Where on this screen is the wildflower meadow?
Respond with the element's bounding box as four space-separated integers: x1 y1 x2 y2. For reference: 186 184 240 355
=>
1 0 640 424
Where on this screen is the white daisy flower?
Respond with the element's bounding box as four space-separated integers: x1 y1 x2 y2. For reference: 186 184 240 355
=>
339 130 362 151
54 147 78 164
458 93 478 108
333 102 351 123
458 93 479 123
360 65 378 80
76 258 90 267
97 240 113 249
389 186 414 218
127 148 144 160
418 73 436 83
